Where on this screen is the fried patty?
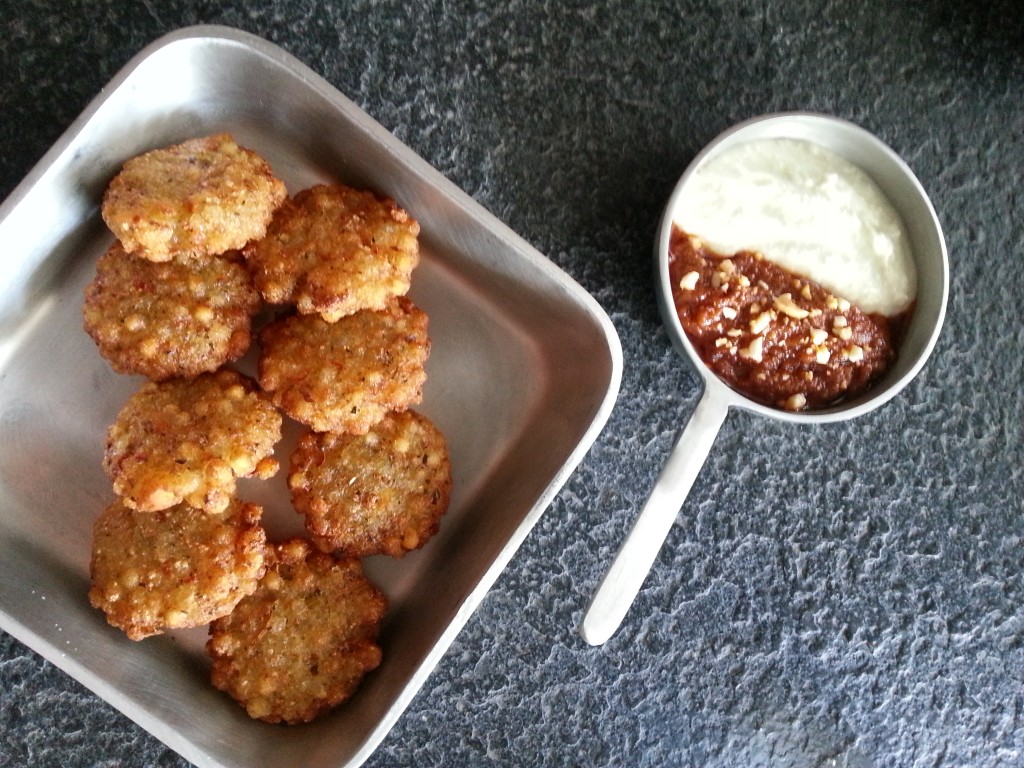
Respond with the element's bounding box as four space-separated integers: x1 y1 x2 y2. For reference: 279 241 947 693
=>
88 498 267 641
104 369 282 513
257 297 429 434
206 538 387 724
102 133 287 261
289 410 452 557
83 241 260 380
243 183 420 322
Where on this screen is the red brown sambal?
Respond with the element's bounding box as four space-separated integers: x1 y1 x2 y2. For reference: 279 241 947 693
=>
668 225 907 411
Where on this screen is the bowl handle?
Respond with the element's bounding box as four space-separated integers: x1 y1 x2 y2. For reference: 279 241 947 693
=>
581 383 730 646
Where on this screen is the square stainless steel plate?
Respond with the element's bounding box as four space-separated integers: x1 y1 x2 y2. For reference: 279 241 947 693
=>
0 25 621 768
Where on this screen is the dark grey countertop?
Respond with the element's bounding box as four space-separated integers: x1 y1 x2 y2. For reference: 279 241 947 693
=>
2 1 1022 766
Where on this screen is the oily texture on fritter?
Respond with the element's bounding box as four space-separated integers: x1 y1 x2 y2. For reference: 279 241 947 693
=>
104 369 282 514
257 297 429 434
88 498 267 641
289 410 452 557
243 183 420 322
82 241 261 381
102 133 287 261
206 538 387 724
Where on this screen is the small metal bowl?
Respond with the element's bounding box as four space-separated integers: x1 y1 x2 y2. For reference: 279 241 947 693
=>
583 112 948 645
657 111 948 422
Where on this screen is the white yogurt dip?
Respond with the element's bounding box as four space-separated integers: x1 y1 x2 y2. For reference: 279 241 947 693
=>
675 138 916 317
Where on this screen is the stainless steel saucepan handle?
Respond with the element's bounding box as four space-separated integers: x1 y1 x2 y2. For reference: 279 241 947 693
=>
581 383 731 646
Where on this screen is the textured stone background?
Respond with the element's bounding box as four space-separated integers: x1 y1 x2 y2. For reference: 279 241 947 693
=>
1 1 1022 766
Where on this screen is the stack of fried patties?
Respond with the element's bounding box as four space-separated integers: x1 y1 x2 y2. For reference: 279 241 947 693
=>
83 134 452 724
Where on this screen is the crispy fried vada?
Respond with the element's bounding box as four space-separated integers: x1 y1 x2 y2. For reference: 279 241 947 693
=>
102 133 287 261
89 498 267 641
257 297 430 434
206 538 387 724
289 410 452 557
104 369 282 513
83 241 261 380
243 183 420 322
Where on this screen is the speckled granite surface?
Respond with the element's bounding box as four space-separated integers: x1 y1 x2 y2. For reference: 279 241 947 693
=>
1 1 1022 766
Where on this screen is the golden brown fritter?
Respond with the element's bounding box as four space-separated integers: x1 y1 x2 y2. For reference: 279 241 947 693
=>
102 134 287 261
88 498 267 641
243 183 420 322
104 369 282 513
82 241 261 381
257 297 430 434
206 538 387 724
289 410 452 557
